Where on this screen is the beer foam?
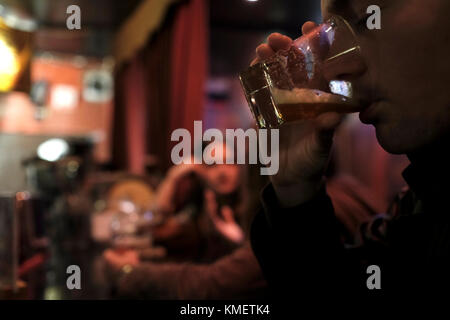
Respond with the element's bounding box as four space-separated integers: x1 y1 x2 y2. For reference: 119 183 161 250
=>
271 87 350 105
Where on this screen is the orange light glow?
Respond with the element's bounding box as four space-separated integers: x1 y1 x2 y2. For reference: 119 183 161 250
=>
0 36 20 91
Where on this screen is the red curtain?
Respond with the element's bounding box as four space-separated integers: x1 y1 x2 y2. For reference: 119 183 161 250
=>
112 0 208 173
124 54 148 174
170 0 208 135
112 53 148 174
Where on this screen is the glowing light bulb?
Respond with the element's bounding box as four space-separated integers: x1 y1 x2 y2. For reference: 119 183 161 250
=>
0 37 20 91
37 139 70 162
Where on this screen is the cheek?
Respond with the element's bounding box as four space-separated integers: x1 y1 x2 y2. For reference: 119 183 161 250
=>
365 0 450 110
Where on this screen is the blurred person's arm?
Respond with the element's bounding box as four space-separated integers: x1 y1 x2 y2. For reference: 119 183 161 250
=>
154 163 205 215
148 164 205 243
109 243 267 300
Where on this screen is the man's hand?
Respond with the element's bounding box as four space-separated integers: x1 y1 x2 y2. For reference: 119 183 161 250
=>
251 23 344 208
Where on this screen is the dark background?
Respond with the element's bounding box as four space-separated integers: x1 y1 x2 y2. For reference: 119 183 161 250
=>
5 0 321 74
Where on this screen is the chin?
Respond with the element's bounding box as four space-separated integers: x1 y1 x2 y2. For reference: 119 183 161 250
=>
374 112 450 156
375 125 418 155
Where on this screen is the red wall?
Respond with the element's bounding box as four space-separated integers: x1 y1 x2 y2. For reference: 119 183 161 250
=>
0 55 113 162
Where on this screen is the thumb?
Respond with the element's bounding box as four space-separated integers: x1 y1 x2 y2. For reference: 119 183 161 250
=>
313 112 344 154
301 21 317 35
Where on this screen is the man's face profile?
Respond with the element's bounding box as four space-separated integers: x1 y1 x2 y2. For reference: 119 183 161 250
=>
322 0 450 155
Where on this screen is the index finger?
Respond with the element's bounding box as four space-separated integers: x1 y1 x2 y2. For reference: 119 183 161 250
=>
251 43 275 66
267 33 293 52
251 33 292 66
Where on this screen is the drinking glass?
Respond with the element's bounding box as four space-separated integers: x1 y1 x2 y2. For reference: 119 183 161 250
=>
240 15 362 129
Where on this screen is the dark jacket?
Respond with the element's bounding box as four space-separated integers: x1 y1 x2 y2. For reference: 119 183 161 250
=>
250 147 450 300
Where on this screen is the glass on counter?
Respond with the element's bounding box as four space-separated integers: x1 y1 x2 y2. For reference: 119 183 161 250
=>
0 194 18 294
110 199 153 250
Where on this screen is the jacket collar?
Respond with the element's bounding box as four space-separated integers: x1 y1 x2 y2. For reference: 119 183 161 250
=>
403 136 450 209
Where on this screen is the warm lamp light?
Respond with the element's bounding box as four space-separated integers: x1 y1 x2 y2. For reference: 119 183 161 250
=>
0 36 20 91
0 5 36 93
